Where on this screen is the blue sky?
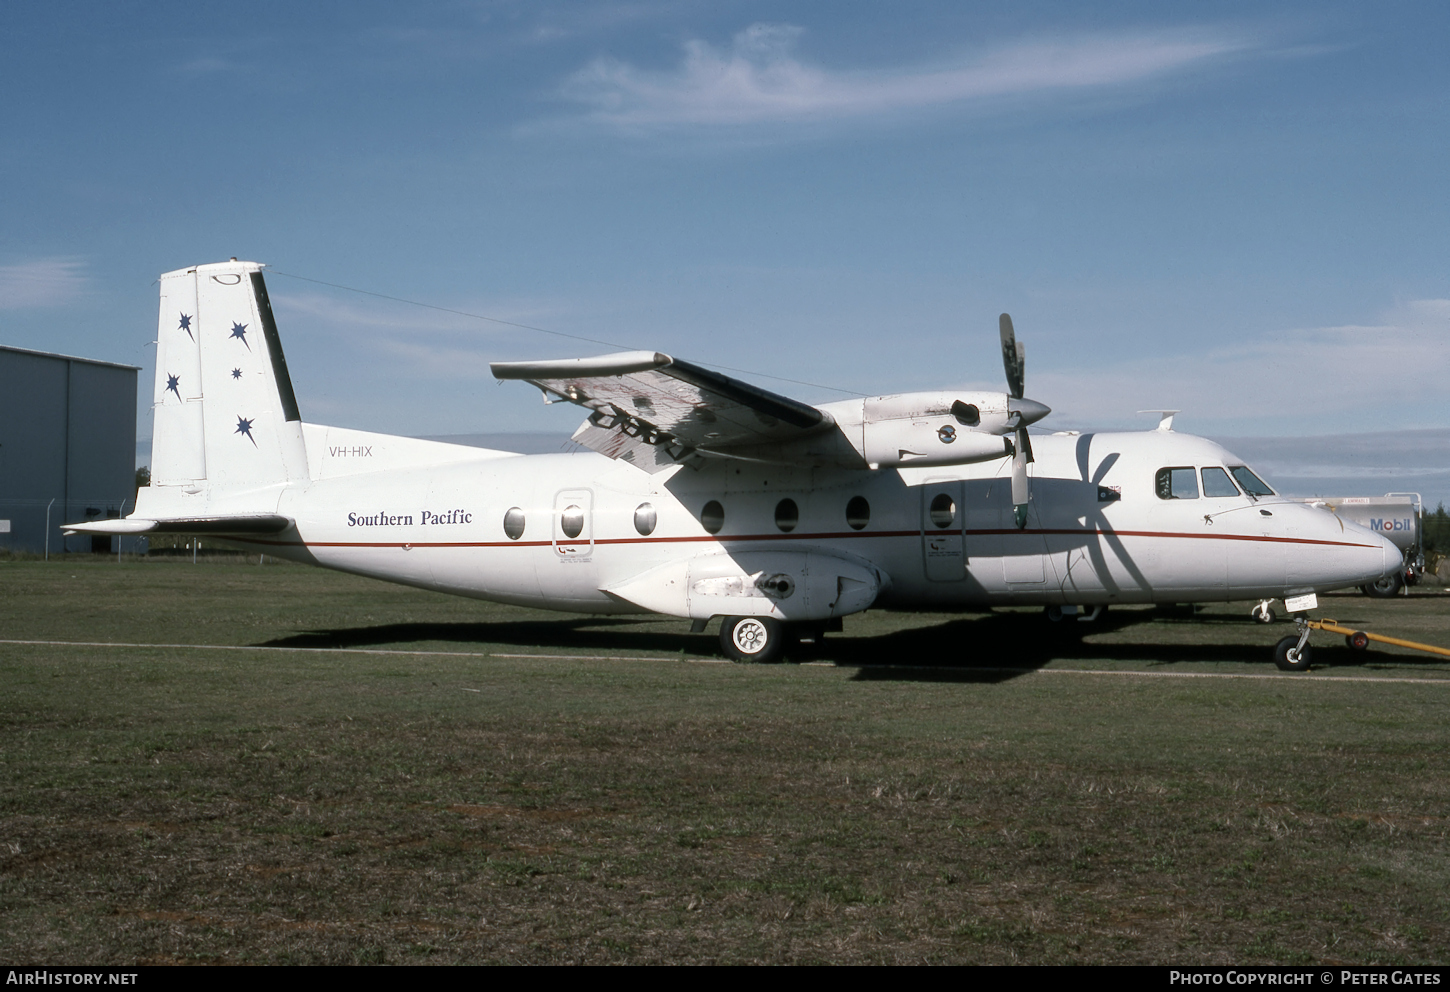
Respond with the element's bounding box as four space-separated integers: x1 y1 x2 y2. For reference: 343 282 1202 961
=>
2 1 1448 488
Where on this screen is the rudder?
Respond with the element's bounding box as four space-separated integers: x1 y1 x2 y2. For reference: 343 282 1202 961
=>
151 261 308 490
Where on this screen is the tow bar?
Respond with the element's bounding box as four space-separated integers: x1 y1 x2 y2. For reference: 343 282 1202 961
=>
1275 616 1450 672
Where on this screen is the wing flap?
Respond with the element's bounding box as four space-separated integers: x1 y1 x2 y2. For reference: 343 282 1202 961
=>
491 350 833 471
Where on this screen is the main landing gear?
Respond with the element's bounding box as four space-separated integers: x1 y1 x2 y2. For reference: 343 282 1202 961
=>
721 616 786 664
717 616 834 663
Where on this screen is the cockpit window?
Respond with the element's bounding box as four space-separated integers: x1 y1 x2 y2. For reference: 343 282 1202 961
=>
1155 467 1199 500
1201 467 1240 497
1229 466 1274 497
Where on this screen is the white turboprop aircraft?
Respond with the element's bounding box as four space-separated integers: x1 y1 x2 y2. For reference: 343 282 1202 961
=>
69 260 1399 671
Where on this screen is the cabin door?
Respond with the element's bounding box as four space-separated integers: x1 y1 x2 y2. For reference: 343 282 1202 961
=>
922 480 966 582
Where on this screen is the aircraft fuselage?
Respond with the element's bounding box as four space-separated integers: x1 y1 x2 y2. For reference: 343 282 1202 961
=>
206 425 1393 614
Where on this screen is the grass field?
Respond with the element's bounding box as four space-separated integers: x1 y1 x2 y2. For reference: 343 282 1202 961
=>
3 556 1449 965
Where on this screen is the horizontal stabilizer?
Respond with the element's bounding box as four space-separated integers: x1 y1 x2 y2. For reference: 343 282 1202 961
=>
64 515 292 536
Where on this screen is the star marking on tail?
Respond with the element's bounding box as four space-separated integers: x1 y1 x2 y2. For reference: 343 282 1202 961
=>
231 368 243 380
230 322 250 350
165 373 181 399
235 416 257 446
179 314 193 340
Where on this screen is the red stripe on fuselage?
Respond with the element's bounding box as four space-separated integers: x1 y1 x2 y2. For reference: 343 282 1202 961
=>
223 527 1379 551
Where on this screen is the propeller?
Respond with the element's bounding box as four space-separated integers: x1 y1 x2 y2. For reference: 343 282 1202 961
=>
999 313 1050 528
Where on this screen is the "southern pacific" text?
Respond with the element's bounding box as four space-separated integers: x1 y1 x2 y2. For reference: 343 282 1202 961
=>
346 509 473 527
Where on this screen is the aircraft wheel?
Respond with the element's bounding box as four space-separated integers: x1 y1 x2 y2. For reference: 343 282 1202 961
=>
1364 573 1402 598
721 616 786 664
1251 603 1276 624
1045 605 1066 623
1273 635 1313 672
1346 630 1370 651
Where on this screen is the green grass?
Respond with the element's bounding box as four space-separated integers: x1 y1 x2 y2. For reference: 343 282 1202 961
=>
2 557 1449 964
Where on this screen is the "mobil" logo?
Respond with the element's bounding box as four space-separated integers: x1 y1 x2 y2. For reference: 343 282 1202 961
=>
1371 518 1413 531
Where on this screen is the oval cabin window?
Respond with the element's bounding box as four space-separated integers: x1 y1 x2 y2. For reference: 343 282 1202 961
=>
846 496 870 530
503 507 526 540
929 493 956 529
634 502 657 536
701 500 725 535
560 505 584 539
774 498 799 533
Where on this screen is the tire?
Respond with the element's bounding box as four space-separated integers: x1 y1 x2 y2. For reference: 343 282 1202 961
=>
1346 630 1370 651
720 616 786 664
1274 635 1313 672
1045 605 1066 623
1252 604 1276 624
1364 573 1402 598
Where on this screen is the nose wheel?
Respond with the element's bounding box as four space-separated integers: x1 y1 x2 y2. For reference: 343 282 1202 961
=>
1273 631 1314 672
1251 600 1276 624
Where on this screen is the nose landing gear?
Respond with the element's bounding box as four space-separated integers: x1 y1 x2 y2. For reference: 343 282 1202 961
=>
1251 600 1276 624
1272 616 1450 671
1274 627 1314 672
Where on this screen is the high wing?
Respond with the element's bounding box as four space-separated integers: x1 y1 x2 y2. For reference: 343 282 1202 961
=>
490 351 842 473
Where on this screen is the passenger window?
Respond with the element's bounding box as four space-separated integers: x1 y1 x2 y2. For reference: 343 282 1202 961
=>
503 507 525 540
1155 467 1199 500
929 493 956 528
774 499 799 533
560 505 584 539
846 496 870 530
700 500 724 535
1201 467 1240 497
1230 466 1275 497
633 502 657 536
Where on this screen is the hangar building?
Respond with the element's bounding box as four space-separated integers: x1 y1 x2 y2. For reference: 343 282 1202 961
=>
0 345 139 555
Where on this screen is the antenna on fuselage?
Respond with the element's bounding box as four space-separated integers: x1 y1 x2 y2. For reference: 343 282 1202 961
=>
1137 410 1180 432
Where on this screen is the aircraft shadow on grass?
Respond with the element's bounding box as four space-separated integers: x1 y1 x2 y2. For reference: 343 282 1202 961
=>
255 609 1432 684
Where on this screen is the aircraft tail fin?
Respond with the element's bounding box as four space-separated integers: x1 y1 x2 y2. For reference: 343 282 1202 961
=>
151 261 308 490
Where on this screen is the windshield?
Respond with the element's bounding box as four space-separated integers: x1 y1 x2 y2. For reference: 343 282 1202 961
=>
1202 467 1240 497
1229 466 1275 497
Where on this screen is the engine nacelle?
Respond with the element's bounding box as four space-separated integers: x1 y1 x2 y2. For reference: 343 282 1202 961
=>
852 390 1014 469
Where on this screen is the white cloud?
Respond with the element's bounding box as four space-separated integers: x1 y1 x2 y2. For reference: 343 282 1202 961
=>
560 23 1254 127
1036 299 1450 434
0 258 87 309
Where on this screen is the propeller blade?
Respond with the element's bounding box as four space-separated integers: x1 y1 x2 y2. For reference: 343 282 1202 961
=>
999 313 1025 399
1017 425 1035 464
1011 443 1030 529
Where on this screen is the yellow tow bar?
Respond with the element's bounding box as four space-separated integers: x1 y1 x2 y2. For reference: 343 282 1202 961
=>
1302 618 1450 659
1275 616 1450 671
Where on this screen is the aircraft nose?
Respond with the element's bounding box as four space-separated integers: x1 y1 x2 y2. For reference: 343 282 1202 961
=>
1376 531 1400 577
1010 397 1051 427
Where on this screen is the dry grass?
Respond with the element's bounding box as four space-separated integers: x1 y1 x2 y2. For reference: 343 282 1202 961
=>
2 558 1449 964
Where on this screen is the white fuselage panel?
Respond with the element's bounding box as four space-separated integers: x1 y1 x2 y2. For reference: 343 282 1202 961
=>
184 428 1396 615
